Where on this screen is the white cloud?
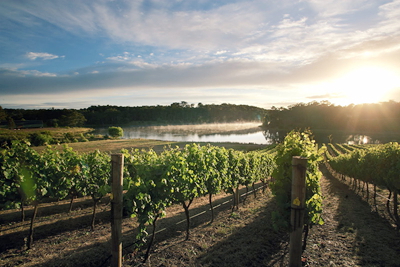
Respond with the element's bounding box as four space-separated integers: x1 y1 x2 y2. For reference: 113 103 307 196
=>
106 55 130 61
0 67 57 77
2 0 400 109
1 0 274 51
4 0 400 66
22 70 57 77
215 50 228 55
306 0 371 17
379 0 400 19
26 52 63 60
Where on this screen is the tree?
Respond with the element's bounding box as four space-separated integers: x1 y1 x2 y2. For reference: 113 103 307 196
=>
108 126 123 138
7 117 16 129
59 110 86 127
0 106 6 121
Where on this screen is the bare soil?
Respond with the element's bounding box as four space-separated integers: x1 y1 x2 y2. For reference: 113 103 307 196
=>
1 165 399 267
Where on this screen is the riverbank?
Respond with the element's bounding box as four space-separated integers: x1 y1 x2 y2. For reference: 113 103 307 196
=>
33 138 267 154
262 127 400 144
1 122 266 149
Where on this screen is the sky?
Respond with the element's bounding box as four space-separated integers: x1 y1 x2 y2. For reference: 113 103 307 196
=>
1 0 400 110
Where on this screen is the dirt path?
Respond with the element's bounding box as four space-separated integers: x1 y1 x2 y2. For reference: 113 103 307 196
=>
303 164 400 266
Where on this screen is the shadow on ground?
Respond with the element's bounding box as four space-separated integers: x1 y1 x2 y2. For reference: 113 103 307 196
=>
196 198 289 267
1 184 289 267
320 164 400 266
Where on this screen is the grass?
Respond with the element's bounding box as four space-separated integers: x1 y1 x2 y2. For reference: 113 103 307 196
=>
33 138 267 153
0 127 94 143
2 126 268 153
33 138 173 153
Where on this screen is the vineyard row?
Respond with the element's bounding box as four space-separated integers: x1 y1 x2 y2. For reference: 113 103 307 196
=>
1 130 325 261
324 142 400 229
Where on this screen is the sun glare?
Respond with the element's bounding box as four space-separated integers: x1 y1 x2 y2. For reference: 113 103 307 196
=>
328 66 400 105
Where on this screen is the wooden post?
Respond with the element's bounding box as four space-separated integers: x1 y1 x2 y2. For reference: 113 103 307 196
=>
289 156 307 267
111 153 124 267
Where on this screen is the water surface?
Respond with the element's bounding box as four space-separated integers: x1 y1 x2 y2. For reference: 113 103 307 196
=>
95 122 269 144
95 123 395 145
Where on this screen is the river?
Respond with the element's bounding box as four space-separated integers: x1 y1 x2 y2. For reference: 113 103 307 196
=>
94 123 394 145
95 122 271 144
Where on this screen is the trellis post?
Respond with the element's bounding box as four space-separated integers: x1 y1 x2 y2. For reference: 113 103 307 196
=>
289 156 307 267
111 153 124 267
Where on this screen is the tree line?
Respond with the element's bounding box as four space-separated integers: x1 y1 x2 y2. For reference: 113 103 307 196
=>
0 102 266 128
263 100 400 134
3 100 400 133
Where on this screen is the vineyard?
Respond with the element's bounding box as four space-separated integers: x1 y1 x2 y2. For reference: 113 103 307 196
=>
1 132 400 266
325 142 400 229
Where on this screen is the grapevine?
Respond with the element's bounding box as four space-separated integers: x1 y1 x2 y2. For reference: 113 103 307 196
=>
270 130 325 250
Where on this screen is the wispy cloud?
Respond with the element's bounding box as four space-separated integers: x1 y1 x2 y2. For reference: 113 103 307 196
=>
307 93 345 99
2 43 399 97
3 0 400 65
26 52 63 60
1 0 400 109
306 0 372 18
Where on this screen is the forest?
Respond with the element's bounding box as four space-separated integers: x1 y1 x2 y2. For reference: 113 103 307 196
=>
263 100 400 134
0 102 265 128
1 100 400 134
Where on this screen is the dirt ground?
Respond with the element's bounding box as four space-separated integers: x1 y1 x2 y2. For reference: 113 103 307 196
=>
1 165 400 267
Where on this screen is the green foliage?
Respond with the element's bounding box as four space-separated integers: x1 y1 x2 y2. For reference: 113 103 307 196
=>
327 142 400 228
123 143 276 249
0 106 6 121
81 150 111 199
0 141 47 209
1 140 277 249
108 126 124 138
79 133 89 142
29 132 54 146
328 142 400 191
62 132 78 143
0 145 25 209
271 130 325 230
7 117 16 129
59 109 86 127
83 103 266 125
123 148 171 244
0 142 111 209
264 100 400 134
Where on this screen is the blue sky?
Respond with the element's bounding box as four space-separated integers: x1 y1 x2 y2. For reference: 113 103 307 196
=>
1 0 400 109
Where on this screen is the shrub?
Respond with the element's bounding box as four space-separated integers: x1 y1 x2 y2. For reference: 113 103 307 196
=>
79 133 89 142
29 132 53 146
108 126 124 138
63 132 78 143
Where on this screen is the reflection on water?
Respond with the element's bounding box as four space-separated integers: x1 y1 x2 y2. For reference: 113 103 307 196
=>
95 123 269 144
346 135 371 145
94 123 397 145
267 129 381 144
266 130 393 144
263 130 280 145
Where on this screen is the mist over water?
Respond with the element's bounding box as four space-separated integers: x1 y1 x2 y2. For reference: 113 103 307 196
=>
94 122 388 145
95 122 270 144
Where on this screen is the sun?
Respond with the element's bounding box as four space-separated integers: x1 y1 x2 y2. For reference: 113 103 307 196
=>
328 66 400 105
